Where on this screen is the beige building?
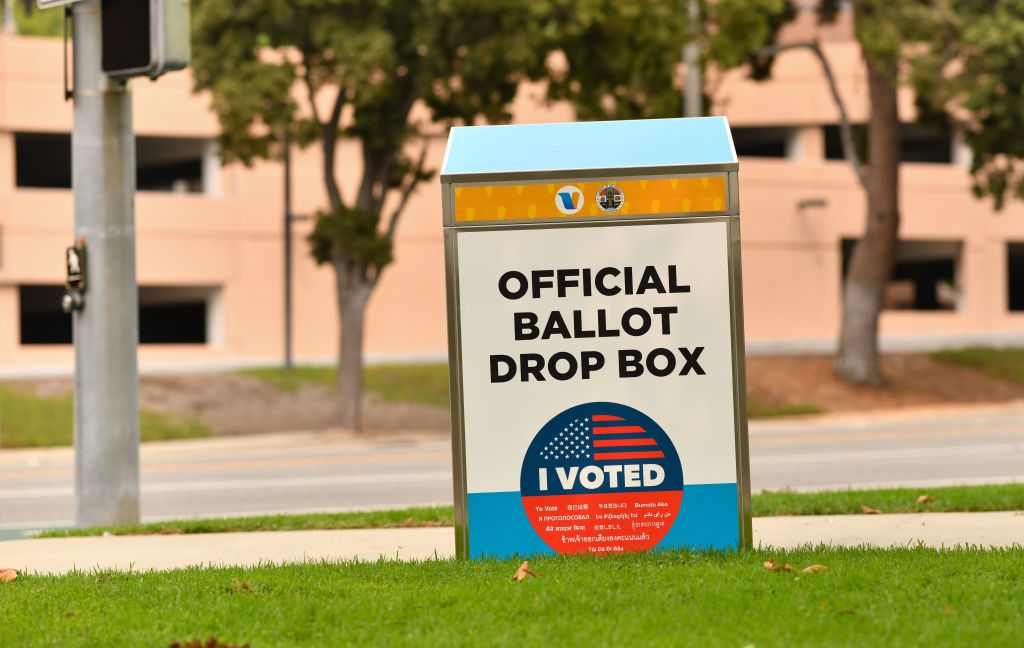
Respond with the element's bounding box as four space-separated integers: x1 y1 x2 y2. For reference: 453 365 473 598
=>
2 21 1024 377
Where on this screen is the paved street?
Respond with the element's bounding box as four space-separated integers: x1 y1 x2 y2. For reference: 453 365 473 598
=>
1 403 1022 533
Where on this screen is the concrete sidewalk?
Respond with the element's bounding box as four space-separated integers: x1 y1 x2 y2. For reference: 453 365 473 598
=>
2 511 1021 575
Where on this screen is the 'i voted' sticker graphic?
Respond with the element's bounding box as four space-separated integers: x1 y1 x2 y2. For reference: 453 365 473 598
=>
520 402 683 555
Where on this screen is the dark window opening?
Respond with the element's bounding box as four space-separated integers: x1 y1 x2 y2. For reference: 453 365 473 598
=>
19 286 71 344
135 137 206 193
825 123 952 164
1009 244 1024 312
138 286 210 344
900 123 953 164
18 285 215 345
15 133 72 189
14 132 210 193
731 126 791 158
841 239 961 311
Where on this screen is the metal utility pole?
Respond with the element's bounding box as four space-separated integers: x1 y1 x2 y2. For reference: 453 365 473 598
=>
72 0 140 527
283 131 294 372
683 0 702 118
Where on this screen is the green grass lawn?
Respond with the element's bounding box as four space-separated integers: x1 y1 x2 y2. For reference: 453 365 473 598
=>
242 363 821 417
2 547 1022 646
0 385 209 449
753 483 1024 516
746 399 824 418
931 346 1024 384
239 362 451 407
37 506 453 538
36 483 1024 538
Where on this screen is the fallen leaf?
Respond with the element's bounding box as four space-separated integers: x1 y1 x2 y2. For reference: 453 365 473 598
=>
167 637 249 648
226 580 254 594
762 560 794 573
801 564 828 574
512 560 536 581
0 569 18 583
859 504 882 515
916 495 935 504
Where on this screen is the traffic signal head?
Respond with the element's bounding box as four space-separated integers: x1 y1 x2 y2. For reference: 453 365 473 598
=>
101 0 190 80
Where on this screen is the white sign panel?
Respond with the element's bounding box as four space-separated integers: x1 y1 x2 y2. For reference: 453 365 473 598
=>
455 220 741 557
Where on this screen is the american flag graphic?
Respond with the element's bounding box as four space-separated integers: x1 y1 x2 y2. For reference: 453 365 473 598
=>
539 413 665 462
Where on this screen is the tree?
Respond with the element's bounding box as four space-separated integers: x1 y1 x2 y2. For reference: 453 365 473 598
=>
191 0 547 429
540 0 792 120
765 1 1024 385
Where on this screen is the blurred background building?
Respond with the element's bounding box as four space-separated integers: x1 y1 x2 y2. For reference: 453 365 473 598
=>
2 13 1024 377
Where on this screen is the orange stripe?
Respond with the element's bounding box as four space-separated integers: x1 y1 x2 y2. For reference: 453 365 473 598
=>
594 438 657 448
592 415 624 422
454 176 727 222
594 451 665 460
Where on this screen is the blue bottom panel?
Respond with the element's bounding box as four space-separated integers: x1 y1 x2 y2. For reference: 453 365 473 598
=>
466 483 739 559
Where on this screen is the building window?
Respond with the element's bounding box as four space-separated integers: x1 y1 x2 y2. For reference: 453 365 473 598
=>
18 285 71 344
1009 244 1024 312
731 126 793 158
18 284 220 345
14 132 217 194
136 137 210 193
824 124 952 164
899 123 953 164
15 133 72 189
138 286 216 344
841 239 961 311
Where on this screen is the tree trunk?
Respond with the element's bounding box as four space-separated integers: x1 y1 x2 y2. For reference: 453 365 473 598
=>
333 256 373 430
834 54 901 385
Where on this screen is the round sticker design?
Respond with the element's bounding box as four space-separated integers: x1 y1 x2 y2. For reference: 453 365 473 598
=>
596 184 624 212
520 402 683 555
554 185 585 215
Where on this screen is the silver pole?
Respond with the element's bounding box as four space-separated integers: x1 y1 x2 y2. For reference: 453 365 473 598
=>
72 0 140 527
283 131 293 372
683 0 702 118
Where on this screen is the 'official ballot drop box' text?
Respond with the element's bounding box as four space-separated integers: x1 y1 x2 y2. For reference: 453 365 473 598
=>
440 117 750 558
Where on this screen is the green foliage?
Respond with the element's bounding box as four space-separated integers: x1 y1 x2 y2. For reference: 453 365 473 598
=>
8 0 63 38
191 0 550 324
0 385 208 448
543 0 793 120
919 0 1024 209
822 1 1024 211
309 205 393 272
191 0 547 178
710 0 794 80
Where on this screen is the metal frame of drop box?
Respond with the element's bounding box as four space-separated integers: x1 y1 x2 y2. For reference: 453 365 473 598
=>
441 164 750 559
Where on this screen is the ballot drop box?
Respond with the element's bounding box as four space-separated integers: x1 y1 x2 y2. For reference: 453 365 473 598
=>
440 117 750 558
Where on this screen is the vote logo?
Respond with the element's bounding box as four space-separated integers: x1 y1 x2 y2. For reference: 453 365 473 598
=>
520 402 683 555
555 185 584 215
